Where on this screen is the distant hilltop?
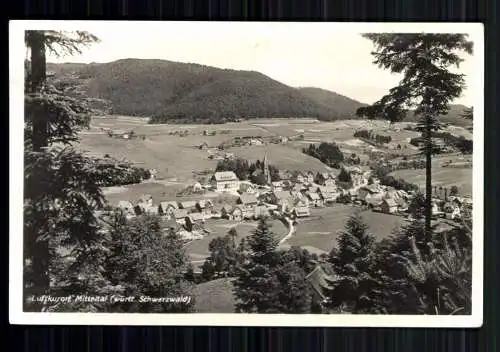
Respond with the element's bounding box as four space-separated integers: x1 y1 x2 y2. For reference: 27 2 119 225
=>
47 59 471 126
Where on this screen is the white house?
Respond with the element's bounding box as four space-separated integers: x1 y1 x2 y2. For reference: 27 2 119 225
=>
212 171 240 192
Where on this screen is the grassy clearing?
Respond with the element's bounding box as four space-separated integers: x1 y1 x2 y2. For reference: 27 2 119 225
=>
390 167 472 196
287 205 407 253
185 219 288 260
193 278 236 313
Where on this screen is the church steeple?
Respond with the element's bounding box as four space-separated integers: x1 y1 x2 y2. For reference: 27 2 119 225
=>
263 151 271 185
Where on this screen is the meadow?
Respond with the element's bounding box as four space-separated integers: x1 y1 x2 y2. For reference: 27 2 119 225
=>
390 155 473 196
185 218 288 263
287 205 407 254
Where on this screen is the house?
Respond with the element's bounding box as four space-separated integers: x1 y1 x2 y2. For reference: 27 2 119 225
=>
160 201 179 216
357 186 380 203
237 194 259 208
318 186 340 204
199 142 209 150
293 172 306 184
188 212 205 223
381 198 399 214
250 138 263 146
271 190 294 212
293 206 311 218
306 265 338 302
307 192 323 207
254 205 270 219
211 171 240 192
229 207 243 221
432 202 445 218
239 183 257 194
271 181 284 191
179 200 197 211
242 207 255 220
293 195 310 208
305 171 315 184
193 182 203 192
173 209 189 224
196 199 213 212
366 193 384 209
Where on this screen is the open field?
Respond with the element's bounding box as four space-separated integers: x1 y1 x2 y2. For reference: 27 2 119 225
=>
185 218 288 262
390 154 473 196
287 205 407 253
81 116 426 182
390 168 472 196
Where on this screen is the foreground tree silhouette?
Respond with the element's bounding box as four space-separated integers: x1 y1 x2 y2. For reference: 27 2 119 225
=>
233 218 311 313
24 30 105 311
104 212 195 312
356 34 473 252
327 212 384 313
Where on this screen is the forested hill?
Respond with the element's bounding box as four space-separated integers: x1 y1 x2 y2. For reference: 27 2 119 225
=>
297 87 368 119
47 59 365 123
47 59 472 126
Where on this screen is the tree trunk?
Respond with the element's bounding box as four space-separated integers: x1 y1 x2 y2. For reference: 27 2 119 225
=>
424 118 433 253
25 30 50 311
27 30 47 151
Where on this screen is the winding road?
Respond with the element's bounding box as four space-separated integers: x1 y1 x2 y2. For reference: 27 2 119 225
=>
278 215 295 245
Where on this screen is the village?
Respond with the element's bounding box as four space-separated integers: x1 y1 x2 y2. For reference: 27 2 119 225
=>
112 152 473 247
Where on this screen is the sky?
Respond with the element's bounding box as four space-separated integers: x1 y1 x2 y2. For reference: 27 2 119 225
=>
37 22 480 106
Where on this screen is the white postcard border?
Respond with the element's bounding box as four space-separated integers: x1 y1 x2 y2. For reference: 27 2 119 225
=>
9 20 484 327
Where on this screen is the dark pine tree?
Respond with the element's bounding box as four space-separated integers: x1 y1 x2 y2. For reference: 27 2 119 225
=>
356 34 473 254
327 212 384 313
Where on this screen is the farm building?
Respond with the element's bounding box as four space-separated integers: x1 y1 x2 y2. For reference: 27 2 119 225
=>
211 171 240 192
293 206 311 218
237 194 259 207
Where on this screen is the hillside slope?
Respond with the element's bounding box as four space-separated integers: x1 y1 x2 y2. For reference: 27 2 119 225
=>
49 59 353 123
298 87 368 119
47 59 473 127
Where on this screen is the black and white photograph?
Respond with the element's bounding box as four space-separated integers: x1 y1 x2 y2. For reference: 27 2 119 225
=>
9 21 483 327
